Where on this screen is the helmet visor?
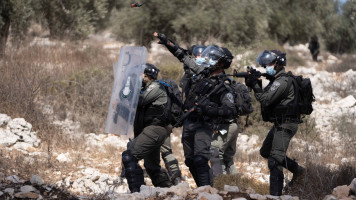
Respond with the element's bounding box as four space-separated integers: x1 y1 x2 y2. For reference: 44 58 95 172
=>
201 45 224 66
256 50 276 67
192 45 206 57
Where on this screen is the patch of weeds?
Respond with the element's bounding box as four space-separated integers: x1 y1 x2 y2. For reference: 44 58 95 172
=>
213 174 269 195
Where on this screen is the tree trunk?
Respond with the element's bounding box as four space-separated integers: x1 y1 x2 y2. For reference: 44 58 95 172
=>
0 16 10 59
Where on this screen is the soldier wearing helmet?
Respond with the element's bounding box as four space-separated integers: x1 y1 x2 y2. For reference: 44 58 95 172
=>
246 50 305 196
154 32 236 187
122 63 172 193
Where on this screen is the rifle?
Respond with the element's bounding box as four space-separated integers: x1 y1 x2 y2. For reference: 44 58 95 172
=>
232 66 267 78
173 78 229 127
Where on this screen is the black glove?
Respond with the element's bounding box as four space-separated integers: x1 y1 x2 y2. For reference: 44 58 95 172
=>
245 75 259 88
156 33 168 45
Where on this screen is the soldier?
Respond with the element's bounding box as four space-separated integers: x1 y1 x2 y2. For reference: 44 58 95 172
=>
245 50 305 196
308 35 320 62
154 32 237 187
122 63 172 193
159 45 206 186
189 45 239 176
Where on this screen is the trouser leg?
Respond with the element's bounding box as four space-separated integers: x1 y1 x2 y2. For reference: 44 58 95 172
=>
125 125 168 191
194 125 213 186
210 133 224 176
268 157 284 196
145 147 172 188
182 120 199 186
161 134 182 185
223 123 238 174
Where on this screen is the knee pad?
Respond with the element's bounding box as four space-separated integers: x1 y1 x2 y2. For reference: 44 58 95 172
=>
122 150 135 163
121 150 144 193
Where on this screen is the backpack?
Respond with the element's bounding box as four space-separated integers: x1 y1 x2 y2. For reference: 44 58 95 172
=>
278 72 315 115
158 80 184 126
287 72 315 115
230 80 254 116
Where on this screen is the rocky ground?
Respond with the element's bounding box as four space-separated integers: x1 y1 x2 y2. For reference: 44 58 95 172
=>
0 35 356 199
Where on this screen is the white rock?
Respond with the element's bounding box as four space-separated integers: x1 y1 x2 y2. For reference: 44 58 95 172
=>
30 175 44 185
0 114 11 127
233 198 247 200
5 175 21 183
139 185 158 198
56 152 71 162
13 142 33 152
82 168 97 176
224 185 239 193
249 193 267 200
265 195 280 199
4 188 15 195
197 192 223 200
193 185 218 194
335 95 356 108
296 67 317 75
20 185 37 193
169 182 191 197
0 129 19 147
0 191 3 196
7 118 32 132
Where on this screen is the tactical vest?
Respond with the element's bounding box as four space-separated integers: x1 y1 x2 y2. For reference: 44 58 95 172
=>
261 75 300 123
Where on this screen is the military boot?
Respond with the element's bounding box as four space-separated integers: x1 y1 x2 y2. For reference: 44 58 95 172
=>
194 156 212 186
281 157 305 188
149 170 172 188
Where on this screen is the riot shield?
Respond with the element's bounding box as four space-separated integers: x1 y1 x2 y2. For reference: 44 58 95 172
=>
105 46 148 137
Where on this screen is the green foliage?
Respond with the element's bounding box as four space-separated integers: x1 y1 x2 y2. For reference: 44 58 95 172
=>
324 0 356 53
40 0 109 40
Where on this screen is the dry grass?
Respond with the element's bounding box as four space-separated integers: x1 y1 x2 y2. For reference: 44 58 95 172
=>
214 174 269 195
286 162 356 200
327 55 356 72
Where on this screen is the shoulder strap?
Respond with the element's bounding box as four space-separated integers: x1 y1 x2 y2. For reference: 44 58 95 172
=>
273 72 293 105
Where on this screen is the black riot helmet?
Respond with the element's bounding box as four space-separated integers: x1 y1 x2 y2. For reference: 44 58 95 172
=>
189 45 206 57
256 50 286 67
143 63 160 80
201 45 234 69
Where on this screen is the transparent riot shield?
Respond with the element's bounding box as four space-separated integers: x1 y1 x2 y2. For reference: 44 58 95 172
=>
105 46 148 137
